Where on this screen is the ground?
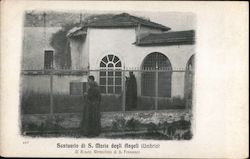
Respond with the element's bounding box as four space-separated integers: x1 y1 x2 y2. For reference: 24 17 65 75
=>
21 110 192 140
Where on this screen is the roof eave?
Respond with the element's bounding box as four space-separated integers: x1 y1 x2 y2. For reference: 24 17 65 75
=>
135 40 195 46
140 24 171 31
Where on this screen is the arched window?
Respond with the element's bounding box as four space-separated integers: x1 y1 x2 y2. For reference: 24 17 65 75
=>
141 52 172 97
185 55 195 101
99 55 122 94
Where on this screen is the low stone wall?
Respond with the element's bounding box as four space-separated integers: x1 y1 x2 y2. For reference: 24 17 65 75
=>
21 109 192 133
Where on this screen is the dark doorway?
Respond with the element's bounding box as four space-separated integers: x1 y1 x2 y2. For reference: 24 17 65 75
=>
141 52 172 97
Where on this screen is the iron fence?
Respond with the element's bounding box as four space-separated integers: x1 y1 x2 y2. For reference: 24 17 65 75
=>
21 67 194 115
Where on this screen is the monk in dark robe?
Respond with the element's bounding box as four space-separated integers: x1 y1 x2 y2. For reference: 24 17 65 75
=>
81 75 101 137
125 72 137 110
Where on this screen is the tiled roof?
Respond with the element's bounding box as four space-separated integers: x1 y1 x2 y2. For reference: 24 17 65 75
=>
135 30 195 46
85 13 171 31
68 13 170 37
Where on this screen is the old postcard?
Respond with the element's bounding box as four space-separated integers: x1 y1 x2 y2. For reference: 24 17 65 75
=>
0 0 248 158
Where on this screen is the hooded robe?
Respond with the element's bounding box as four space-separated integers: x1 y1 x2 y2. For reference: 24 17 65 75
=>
126 73 137 110
81 81 101 137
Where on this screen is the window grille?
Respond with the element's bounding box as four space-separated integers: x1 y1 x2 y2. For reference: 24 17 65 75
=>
141 52 172 97
44 50 54 69
99 55 122 94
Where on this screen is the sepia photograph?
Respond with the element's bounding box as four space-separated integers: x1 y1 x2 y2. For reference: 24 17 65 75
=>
1 1 248 158
21 10 195 140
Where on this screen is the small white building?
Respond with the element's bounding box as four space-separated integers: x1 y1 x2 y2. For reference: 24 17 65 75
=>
67 13 195 98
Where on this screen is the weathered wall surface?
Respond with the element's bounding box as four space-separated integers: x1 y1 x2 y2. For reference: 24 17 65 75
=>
69 38 84 69
21 75 87 94
69 34 89 69
22 27 61 69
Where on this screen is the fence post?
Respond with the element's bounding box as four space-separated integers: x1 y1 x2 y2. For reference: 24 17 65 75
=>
122 70 126 112
49 69 54 116
184 69 188 109
155 69 158 110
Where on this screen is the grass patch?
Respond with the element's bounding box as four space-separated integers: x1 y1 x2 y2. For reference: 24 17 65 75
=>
158 97 186 109
135 96 186 111
21 92 186 114
21 92 123 114
100 94 122 112
21 92 51 114
21 91 84 114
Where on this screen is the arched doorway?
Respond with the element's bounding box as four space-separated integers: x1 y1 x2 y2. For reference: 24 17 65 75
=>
141 52 172 97
184 55 195 107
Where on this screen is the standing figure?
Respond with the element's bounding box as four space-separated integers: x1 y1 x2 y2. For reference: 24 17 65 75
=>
81 75 101 137
125 72 137 110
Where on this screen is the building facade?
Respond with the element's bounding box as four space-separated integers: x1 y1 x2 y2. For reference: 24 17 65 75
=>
67 13 195 98
22 13 195 104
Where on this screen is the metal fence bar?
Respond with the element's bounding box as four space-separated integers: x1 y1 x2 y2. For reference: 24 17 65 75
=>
122 71 126 111
155 70 158 110
50 70 54 116
22 68 193 112
105 70 108 93
21 69 187 75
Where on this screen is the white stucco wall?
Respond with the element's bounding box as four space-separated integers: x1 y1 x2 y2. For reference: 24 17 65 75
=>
22 27 61 70
22 27 88 96
136 26 164 39
69 32 90 70
69 37 83 69
86 28 195 98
